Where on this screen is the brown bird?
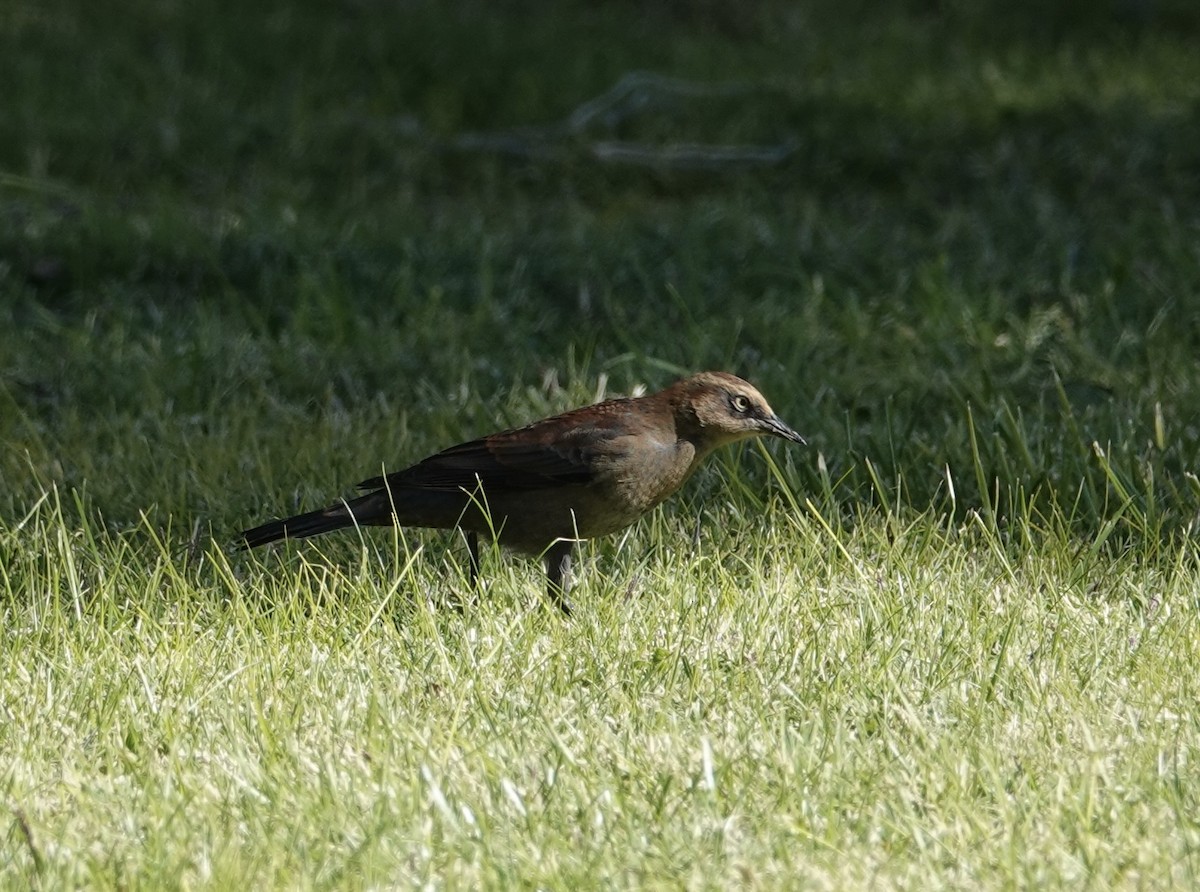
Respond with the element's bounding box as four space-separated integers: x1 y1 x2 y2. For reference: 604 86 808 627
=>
239 371 804 614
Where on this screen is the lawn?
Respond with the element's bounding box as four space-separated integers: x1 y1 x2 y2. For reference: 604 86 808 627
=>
3 0 1200 887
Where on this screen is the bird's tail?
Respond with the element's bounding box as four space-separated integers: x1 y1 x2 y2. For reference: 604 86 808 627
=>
238 492 390 549
238 509 347 548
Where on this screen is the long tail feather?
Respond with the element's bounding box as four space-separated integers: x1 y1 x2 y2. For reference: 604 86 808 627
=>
238 490 398 549
238 505 358 549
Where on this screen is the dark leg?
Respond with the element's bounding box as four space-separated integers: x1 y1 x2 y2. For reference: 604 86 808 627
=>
467 532 481 588
445 532 482 615
544 540 575 617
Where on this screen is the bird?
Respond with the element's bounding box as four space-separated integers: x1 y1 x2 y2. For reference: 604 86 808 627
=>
238 371 804 614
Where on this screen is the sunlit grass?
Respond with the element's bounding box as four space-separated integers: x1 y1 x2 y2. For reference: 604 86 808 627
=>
3 482 1198 888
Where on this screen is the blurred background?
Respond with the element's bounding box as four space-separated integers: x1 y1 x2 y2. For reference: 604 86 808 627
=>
3 0 1199 540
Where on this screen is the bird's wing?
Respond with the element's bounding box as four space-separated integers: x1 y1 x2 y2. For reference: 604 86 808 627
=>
357 411 630 493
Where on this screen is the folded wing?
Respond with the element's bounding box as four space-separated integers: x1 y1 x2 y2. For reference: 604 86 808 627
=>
358 412 629 494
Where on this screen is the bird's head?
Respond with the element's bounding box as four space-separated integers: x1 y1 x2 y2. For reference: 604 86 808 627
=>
670 372 806 452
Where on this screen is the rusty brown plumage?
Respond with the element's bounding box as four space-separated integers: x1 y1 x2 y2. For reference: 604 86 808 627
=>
239 371 804 614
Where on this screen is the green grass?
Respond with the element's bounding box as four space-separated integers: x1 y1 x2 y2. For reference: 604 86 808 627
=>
4 0 1200 887
5 494 1198 887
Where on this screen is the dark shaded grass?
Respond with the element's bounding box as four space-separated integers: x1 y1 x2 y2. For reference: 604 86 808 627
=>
3 0 1200 551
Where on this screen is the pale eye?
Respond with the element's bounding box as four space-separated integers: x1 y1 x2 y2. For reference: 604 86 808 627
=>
731 394 751 414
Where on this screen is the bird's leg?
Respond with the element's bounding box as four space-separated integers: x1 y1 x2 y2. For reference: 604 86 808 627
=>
467 532 481 588
444 531 482 615
544 540 575 617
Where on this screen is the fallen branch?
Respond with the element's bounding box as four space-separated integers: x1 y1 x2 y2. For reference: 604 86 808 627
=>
447 70 795 170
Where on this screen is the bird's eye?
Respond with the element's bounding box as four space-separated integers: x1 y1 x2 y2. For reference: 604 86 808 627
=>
731 394 751 414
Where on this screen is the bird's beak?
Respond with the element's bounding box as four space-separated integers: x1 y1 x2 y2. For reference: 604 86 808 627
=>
763 414 806 445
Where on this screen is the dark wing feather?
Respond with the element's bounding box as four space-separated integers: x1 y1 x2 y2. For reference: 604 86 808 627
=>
357 407 631 494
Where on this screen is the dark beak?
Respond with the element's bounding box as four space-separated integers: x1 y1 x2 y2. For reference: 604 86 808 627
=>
763 414 806 445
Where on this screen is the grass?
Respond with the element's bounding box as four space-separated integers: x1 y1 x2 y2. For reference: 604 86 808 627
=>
5 494 1198 887
3 0 1200 887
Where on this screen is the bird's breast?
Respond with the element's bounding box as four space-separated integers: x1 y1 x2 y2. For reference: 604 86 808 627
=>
599 436 696 515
